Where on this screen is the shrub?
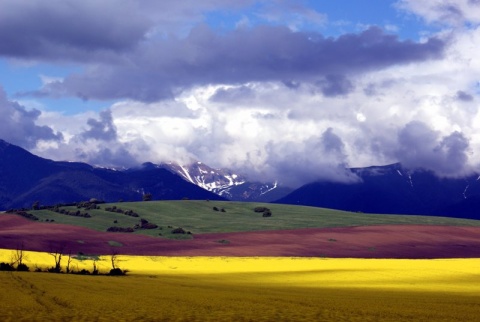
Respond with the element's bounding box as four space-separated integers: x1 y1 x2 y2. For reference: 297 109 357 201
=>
171 227 187 234
262 210 272 217
108 268 126 276
0 262 14 271
124 210 139 217
14 211 39 221
141 223 158 229
47 267 61 273
16 263 29 272
133 218 158 230
254 207 270 213
213 207 219 211
107 226 134 233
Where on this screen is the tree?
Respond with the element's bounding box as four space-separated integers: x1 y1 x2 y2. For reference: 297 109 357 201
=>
108 249 126 275
11 242 29 271
11 243 25 267
48 244 64 273
110 251 119 270
143 193 152 201
92 259 98 275
32 201 40 210
65 252 73 274
262 209 272 217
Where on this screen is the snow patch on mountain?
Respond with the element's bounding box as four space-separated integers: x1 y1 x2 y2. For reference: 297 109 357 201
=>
162 161 246 194
158 161 287 201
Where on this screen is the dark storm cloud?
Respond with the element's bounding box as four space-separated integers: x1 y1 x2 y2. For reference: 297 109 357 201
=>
81 110 117 141
321 128 346 155
317 74 354 97
37 25 445 102
0 87 63 149
0 0 151 61
79 146 138 168
394 121 470 176
0 0 261 62
456 90 474 102
210 86 256 103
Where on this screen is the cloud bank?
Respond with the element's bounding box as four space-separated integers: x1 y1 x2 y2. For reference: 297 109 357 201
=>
0 87 62 149
1 0 480 187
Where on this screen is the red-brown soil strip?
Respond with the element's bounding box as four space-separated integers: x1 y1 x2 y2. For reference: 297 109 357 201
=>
1 214 480 258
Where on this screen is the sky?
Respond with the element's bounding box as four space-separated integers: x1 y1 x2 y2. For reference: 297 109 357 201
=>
1 0 480 187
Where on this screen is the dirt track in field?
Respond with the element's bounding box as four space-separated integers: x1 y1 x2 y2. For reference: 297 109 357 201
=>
1 214 480 258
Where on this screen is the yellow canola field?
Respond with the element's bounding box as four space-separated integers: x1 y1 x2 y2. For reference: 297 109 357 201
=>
1 249 480 321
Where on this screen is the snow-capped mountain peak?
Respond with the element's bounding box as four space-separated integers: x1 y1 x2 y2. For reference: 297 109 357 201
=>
163 161 245 194
159 161 291 202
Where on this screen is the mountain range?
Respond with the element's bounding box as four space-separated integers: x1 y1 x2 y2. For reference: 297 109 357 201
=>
275 163 480 219
1 139 480 219
0 139 224 209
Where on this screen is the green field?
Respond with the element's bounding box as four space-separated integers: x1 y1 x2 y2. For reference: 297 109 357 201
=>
27 200 480 238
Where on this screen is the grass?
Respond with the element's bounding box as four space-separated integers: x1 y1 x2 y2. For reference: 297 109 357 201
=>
1 249 479 321
23 200 480 239
107 241 123 247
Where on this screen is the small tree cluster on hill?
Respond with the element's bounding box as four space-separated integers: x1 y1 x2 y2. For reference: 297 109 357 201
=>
32 201 40 210
50 208 91 218
253 206 272 217
76 200 102 210
171 227 192 234
13 211 39 221
135 218 158 230
104 206 139 217
107 226 134 233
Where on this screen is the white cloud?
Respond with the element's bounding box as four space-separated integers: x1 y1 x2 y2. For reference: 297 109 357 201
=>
32 21 480 182
396 0 480 26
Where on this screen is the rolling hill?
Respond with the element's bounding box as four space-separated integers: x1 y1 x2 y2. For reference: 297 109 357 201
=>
2 200 480 258
27 200 480 235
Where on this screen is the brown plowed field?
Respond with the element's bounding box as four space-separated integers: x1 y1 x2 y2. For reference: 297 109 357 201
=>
1 214 480 258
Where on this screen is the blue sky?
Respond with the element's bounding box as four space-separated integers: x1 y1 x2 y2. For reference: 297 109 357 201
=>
0 0 479 186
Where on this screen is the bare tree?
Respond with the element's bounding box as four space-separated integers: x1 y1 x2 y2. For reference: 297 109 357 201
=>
65 252 73 274
109 249 125 275
92 259 98 275
48 244 64 273
11 242 29 271
32 200 40 210
111 251 118 270
143 193 152 201
11 242 25 267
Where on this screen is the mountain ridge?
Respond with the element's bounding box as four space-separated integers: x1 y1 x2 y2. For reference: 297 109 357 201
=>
0 139 225 209
275 163 480 219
